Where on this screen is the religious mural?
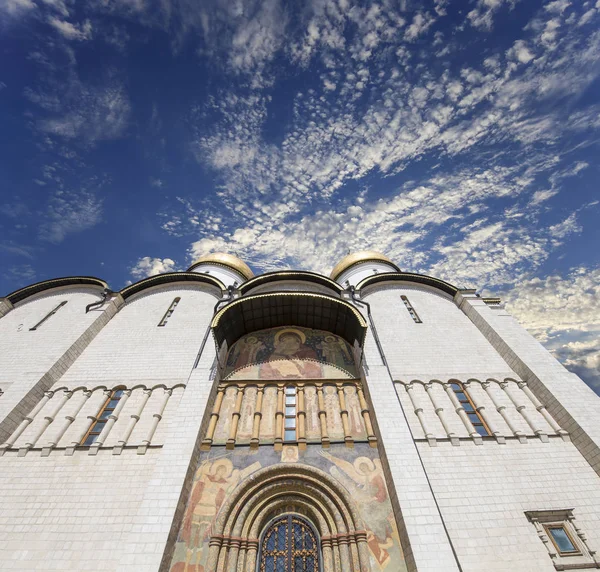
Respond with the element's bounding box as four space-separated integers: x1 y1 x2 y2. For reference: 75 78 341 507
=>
223 327 358 380
169 444 407 572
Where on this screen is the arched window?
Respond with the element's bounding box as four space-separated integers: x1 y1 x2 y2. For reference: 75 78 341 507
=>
259 514 320 572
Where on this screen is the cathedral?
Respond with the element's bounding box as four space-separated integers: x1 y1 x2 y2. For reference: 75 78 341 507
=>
2 251 600 572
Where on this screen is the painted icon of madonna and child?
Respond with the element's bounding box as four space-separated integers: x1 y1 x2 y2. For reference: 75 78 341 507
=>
223 326 358 380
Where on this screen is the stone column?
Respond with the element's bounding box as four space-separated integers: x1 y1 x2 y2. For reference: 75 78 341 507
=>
443 382 482 444
274 385 284 451
425 382 458 445
201 385 226 450
501 381 548 442
337 384 353 448
22 390 71 454
297 384 307 450
226 385 244 450
114 388 152 454
464 381 504 444
404 382 435 446
0 390 53 455
317 384 330 448
250 385 264 449
89 389 132 455
482 381 527 443
44 389 91 455
356 384 377 448
518 381 569 440
138 388 172 454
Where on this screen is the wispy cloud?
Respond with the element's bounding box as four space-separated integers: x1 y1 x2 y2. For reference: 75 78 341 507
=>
39 188 103 243
505 265 600 389
48 17 93 41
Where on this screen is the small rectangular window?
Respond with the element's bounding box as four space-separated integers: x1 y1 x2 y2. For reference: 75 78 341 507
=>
283 386 296 442
30 301 67 331
81 389 124 446
401 295 422 323
158 297 180 327
547 526 578 554
450 381 490 437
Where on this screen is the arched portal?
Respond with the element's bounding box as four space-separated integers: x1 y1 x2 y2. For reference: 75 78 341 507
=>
258 514 320 572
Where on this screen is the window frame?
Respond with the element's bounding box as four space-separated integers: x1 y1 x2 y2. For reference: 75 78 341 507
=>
158 297 181 327
449 381 491 437
400 295 422 323
283 386 297 443
29 300 68 331
544 524 581 556
80 388 124 446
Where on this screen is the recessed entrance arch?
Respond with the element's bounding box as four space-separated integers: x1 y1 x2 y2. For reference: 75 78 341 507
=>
258 513 321 572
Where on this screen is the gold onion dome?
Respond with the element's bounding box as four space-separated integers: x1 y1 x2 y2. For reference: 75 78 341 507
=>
188 253 254 281
330 251 400 281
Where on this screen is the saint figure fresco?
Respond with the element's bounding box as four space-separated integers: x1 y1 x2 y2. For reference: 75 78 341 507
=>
224 326 358 380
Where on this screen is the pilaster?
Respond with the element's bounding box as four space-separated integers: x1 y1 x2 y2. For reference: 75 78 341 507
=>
456 290 600 477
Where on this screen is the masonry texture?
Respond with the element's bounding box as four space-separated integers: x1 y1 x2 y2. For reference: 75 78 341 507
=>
0 251 599 572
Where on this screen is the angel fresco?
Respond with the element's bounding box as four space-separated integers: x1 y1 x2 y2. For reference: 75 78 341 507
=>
319 450 395 569
175 458 260 571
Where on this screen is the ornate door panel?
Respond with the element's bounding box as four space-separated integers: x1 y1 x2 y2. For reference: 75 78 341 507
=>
259 515 319 572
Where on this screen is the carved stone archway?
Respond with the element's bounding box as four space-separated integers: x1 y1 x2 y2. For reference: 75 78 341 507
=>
207 464 371 572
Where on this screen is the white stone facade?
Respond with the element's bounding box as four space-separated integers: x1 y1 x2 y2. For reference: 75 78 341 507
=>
0 255 599 572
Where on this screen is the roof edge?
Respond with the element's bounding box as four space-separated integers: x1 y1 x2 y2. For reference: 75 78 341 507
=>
357 272 460 297
120 272 225 300
239 271 344 295
6 276 108 305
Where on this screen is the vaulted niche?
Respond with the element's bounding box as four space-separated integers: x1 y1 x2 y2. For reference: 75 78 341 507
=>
211 292 368 365
224 326 358 381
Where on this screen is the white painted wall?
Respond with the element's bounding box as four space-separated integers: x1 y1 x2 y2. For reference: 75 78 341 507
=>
419 438 600 572
61 284 218 387
0 287 103 396
364 283 515 379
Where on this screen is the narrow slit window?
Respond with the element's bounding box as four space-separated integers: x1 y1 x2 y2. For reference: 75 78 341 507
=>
81 389 124 446
158 297 180 327
284 386 296 442
30 301 67 331
401 295 422 323
450 382 490 436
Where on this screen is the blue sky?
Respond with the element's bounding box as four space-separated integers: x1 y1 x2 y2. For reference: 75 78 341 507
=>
1 0 599 389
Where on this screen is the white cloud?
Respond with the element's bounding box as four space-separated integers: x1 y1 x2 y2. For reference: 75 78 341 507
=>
48 17 93 41
468 0 518 30
0 0 36 16
37 82 130 142
404 11 435 42
129 256 176 279
39 189 103 243
504 265 600 389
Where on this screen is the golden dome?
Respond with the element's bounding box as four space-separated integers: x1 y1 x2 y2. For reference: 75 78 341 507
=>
330 251 399 281
188 253 254 281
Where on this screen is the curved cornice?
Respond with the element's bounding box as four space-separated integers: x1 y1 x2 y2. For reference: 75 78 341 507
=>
6 276 108 305
120 272 225 300
211 292 367 349
330 251 400 281
357 272 459 297
238 271 343 295
187 252 254 280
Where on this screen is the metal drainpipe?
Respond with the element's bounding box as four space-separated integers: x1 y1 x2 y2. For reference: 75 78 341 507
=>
347 284 465 572
193 285 235 370
85 288 114 313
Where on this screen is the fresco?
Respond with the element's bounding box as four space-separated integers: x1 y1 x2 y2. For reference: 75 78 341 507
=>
169 444 407 572
223 327 358 380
